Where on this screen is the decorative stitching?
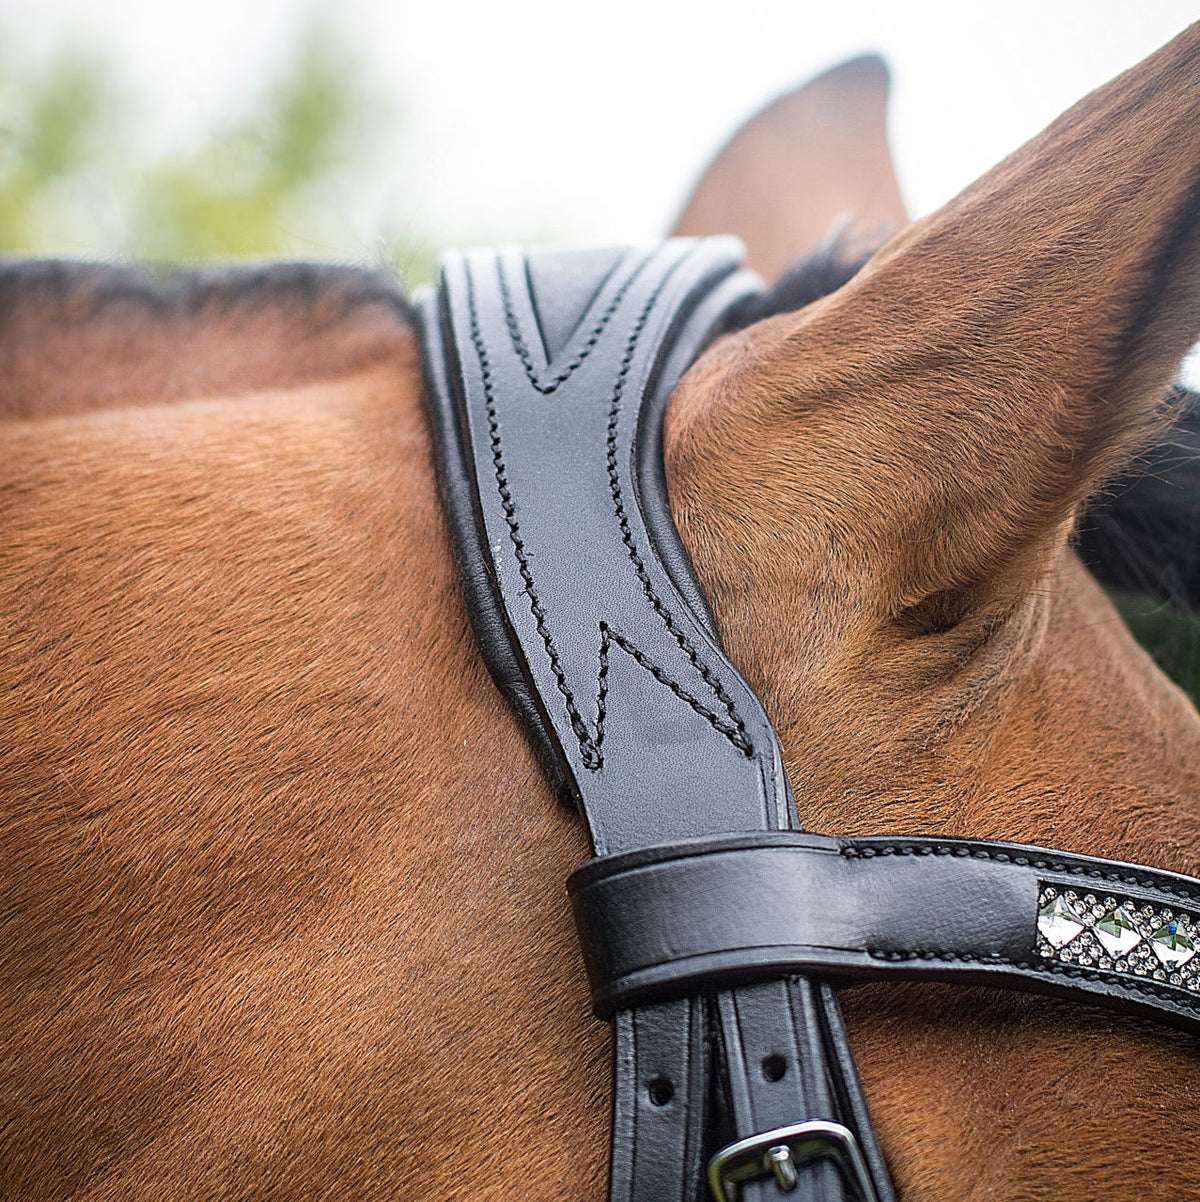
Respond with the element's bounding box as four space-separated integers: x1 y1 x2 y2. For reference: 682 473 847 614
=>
1031 958 1200 1011
599 261 752 757
866 947 1010 965
466 252 752 770
863 944 1200 1016
467 267 600 766
839 841 1200 909
602 625 750 749
498 252 642 394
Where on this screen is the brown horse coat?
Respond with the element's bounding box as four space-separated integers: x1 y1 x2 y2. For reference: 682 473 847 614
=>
3 24 1200 1202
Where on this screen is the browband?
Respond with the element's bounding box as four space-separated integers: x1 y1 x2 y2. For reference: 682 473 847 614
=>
573 832 1200 1028
417 239 1200 1202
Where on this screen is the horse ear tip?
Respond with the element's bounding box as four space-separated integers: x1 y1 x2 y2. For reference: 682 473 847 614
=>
822 53 891 95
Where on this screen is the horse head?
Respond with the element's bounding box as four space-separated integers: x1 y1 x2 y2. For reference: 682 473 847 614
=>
1 22 1198 1202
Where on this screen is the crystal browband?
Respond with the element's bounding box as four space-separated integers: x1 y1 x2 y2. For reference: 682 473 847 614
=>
1038 885 1200 990
570 832 1200 1030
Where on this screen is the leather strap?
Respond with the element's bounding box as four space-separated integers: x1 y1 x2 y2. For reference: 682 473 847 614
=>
418 241 891 1202
572 832 1200 1030
421 241 784 838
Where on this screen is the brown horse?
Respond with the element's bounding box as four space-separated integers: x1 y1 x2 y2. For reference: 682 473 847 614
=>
3 24 1200 1202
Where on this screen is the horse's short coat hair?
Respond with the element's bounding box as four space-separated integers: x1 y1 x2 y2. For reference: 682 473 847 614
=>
3 22 1200 1202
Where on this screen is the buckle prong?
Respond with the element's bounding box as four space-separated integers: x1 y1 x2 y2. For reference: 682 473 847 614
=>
707 1120 878 1202
766 1144 799 1191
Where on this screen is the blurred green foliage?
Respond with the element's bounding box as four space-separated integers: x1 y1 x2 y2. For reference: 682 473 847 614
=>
0 47 116 251
0 18 438 279
133 24 378 260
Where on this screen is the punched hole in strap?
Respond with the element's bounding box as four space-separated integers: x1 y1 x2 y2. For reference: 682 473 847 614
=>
647 1076 675 1107
760 1054 787 1083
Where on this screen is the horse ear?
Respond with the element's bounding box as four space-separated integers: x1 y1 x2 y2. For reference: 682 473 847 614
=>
668 25 1200 622
671 55 908 282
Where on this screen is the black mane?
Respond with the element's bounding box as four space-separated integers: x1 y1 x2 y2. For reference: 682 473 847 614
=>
0 259 411 324
1076 387 1200 609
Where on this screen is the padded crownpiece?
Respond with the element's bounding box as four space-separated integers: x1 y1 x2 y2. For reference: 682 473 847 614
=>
418 240 894 1202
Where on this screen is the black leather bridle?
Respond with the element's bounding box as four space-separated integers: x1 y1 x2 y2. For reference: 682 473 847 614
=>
417 239 1200 1202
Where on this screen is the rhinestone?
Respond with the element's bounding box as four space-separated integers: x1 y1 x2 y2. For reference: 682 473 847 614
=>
1038 895 1086 948
1151 921 1197 968
1095 907 1143 956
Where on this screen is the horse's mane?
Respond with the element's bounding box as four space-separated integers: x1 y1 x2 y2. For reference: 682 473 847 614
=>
721 241 869 331
0 260 414 420
1077 390 1200 606
0 259 412 325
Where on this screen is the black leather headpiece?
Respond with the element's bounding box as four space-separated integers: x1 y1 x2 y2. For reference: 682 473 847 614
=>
418 239 1200 1202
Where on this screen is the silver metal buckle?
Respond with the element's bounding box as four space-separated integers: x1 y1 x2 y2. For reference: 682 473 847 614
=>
706 1120 879 1202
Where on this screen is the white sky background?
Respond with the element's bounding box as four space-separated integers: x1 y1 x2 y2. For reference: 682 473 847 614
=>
5 1 1196 241
4 0 1199 378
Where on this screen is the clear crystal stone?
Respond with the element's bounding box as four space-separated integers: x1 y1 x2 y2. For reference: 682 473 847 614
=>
1038 895 1086 948
1095 906 1143 956
1151 922 1197 968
